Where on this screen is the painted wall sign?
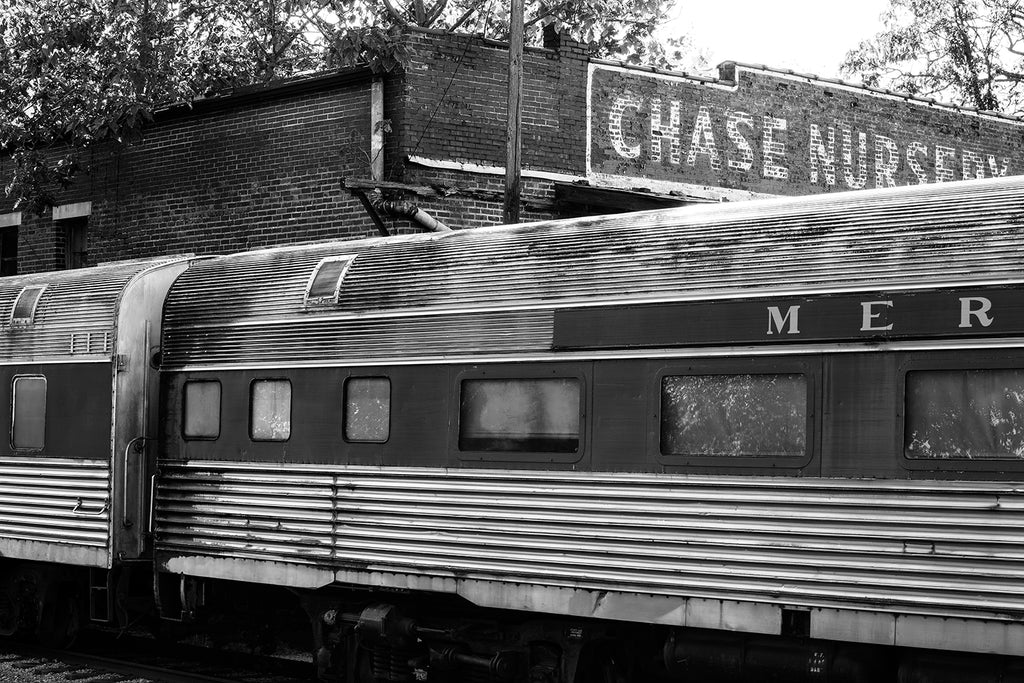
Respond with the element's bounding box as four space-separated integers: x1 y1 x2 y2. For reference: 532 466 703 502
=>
588 63 1024 196
553 288 1024 349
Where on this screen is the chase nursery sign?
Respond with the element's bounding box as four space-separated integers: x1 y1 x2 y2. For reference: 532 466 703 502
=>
587 63 1024 195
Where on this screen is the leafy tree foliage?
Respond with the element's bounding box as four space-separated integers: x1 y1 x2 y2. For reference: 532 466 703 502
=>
0 0 680 212
841 0 1024 115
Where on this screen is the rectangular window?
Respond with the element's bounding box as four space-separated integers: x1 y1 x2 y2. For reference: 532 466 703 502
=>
906 369 1024 460
250 379 291 441
344 377 390 443
183 381 221 439
0 227 17 276
58 217 88 270
660 374 807 457
459 378 580 453
12 376 46 450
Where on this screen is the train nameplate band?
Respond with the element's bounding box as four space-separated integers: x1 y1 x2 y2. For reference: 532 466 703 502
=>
552 289 1024 349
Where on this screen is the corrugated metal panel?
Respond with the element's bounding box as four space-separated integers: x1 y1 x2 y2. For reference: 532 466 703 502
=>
0 459 110 548
155 462 1024 620
161 177 1024 367
0 257 183 362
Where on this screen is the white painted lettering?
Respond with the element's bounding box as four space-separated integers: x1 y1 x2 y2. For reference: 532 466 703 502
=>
842 128 868 189
861 301 894 331
907 142 929 185
767 305 801 335
762 116 789 180
935 145 957 182
608 95 642 159
874 135 899 188
988 155 1010 177
959 297 994 328
650 98 682 165
686 105 721 170
726 110 754 172
809 124 836 185
962 149 985 180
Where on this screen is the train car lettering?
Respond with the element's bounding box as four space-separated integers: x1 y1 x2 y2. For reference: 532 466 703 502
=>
767 305 801 335
860 300 894 332
960 296 995 328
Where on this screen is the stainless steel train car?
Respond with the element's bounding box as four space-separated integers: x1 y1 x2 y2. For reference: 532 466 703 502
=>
145 176 1024 682
0 256 188 645
4 177 1024 682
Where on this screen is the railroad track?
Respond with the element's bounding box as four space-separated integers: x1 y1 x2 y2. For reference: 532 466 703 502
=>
0 633 315 683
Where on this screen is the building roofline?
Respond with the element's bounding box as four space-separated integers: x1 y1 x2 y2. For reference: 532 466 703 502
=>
154 66 376 122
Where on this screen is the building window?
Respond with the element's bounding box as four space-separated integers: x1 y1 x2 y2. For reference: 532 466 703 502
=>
906 369 1024 460
250 379 291 441
12 375 46 450
58 216 88 270
459 378 581 453
0 227 17 276
183 381 221 439
660 374 807 457
344 377 390 443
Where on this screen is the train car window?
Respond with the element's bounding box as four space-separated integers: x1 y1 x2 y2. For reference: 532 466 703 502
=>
344 377 390 443
11 375 45 450
183 380 221 439
305 255 356 305
906 369 1024 460
660 374 807 457
11 285 45 325
459 378 580 452
250 379 292 441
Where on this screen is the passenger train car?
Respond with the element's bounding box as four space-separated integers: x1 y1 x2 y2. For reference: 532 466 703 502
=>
3 177 1024 681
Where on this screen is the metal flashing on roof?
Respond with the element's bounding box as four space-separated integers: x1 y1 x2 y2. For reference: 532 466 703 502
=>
10 286 46 326
304 255 357 306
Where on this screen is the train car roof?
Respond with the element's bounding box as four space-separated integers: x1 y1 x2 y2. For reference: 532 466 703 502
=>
161 176 1024 368
0 256 188 363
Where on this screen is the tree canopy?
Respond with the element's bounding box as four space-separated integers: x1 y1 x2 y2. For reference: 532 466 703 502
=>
0 0 682 213
841 0 1024 115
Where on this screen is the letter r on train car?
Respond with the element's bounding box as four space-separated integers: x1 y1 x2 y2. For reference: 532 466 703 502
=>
767 305 800 335
959 297 994 328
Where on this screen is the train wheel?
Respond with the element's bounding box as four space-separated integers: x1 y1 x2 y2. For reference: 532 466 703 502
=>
574 640 631 683
35 583 82 649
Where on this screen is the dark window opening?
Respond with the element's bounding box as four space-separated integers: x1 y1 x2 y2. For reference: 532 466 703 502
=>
11 286 45 325
459 378 581 453
0 228 17 276
58 217 88 270
306 255 355 304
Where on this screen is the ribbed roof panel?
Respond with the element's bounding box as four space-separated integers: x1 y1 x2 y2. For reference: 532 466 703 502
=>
161 177 1024 367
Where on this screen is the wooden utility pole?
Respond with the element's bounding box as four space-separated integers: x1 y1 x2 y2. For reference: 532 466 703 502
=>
503 0 525 224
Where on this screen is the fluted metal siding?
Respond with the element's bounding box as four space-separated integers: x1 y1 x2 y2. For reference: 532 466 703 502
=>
0 459 110 549
0 258 181 361
160 178 1024 367
156 462 1024 620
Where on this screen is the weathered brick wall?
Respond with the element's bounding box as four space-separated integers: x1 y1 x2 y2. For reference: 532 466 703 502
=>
588 62 1024 195
0 73 380 273
398 28 589 178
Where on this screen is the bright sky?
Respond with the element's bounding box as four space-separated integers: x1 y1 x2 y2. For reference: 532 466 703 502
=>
662 0 893 79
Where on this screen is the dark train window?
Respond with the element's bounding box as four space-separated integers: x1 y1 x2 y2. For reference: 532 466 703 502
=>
12 375 45 450
660 374 807 457
344 377 390 443
250 379 291 441
183 380 221 439
305 255 356 305
459 378 580 452
906 369 1024 460
11 285 45 325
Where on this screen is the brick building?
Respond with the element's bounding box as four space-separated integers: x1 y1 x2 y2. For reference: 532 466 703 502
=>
2 27 1023 275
